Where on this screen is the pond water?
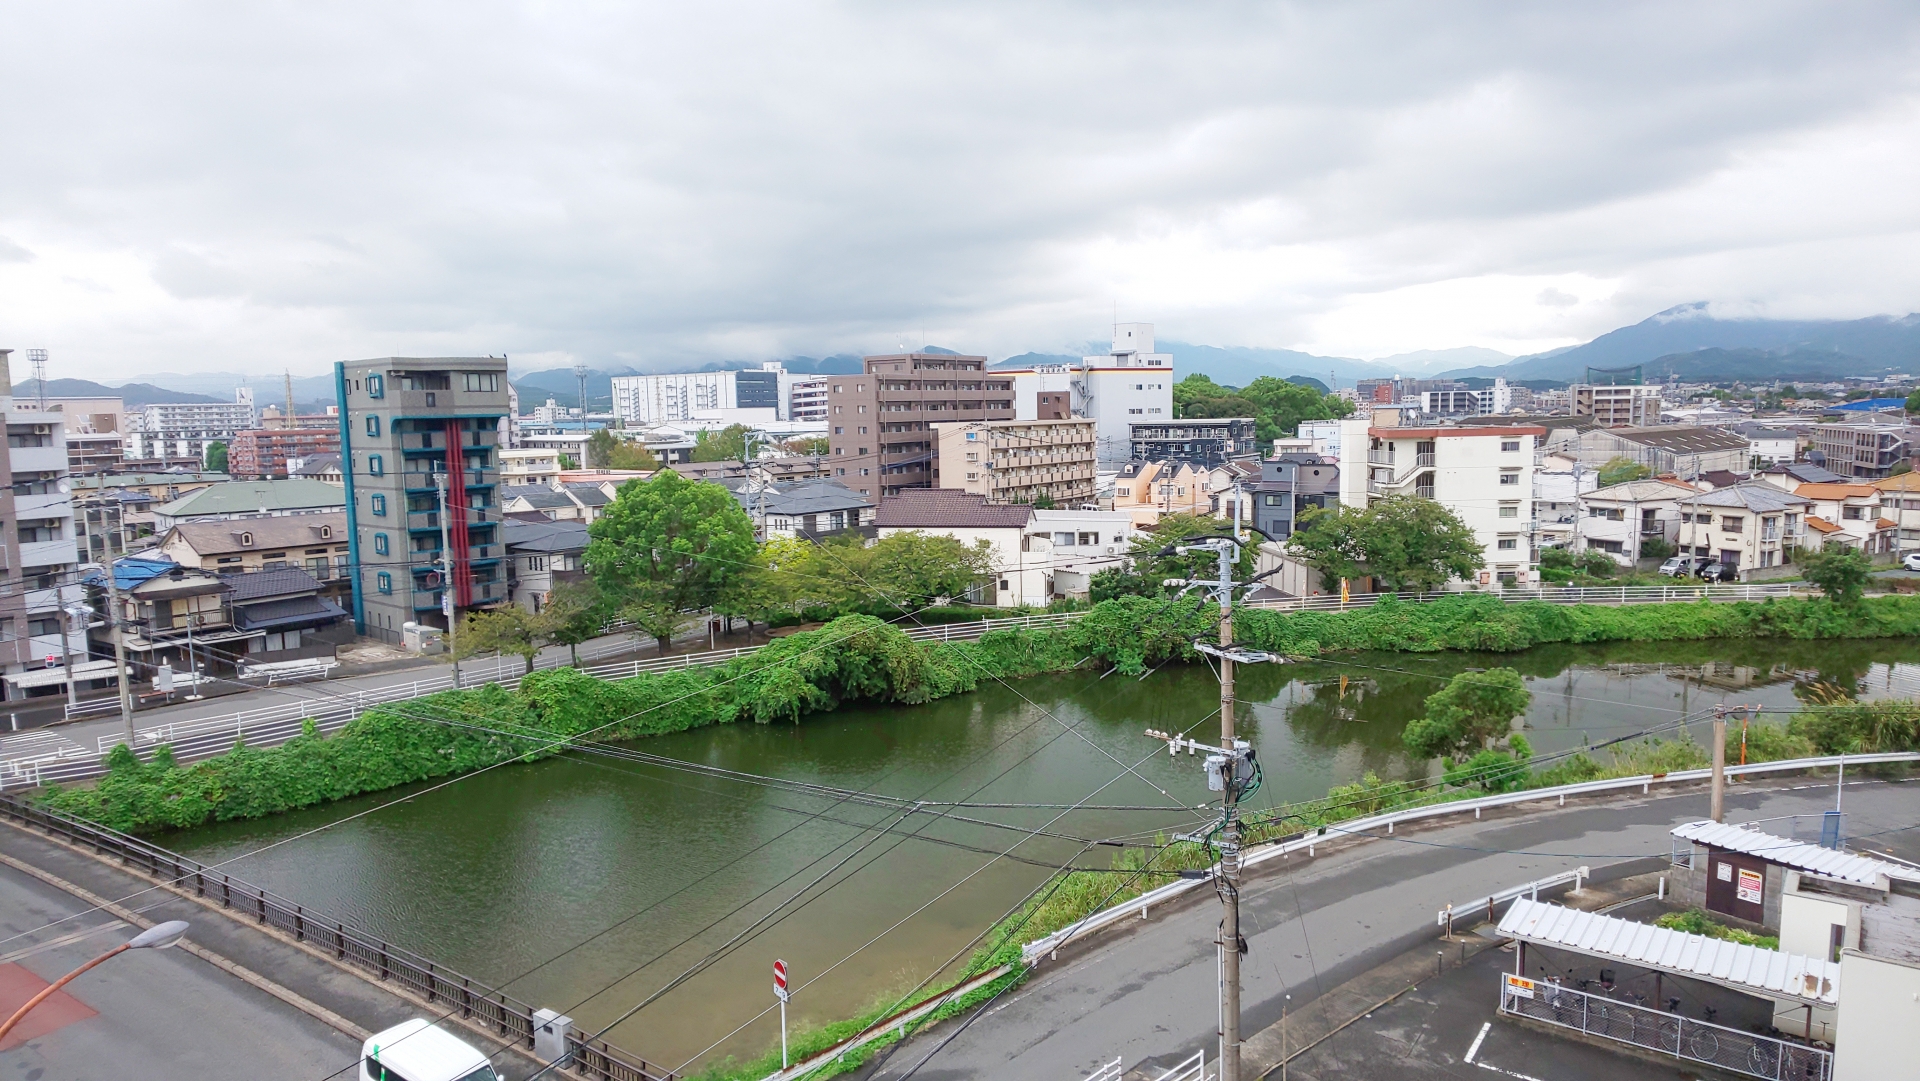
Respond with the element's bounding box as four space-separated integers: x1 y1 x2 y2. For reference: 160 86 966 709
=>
168 638 1920 1073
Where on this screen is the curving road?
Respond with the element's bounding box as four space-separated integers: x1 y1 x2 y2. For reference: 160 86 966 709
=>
865 774 1918 1081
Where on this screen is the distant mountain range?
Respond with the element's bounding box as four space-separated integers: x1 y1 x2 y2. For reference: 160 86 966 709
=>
1441 304 1920 382
16 377 228 407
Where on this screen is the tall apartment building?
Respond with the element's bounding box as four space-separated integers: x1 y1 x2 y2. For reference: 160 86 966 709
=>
1810 417 1911 480
127 398 258 463
1364 424 1545 586
229 427 342 479
609 364 786 426
1572 383 1663 427
789 377 830 422
826 354 1014 498
0 350 87 701
933 418 1096 506
1128 418 1259 466
1073 323 1173 464
17 396 126 475
335 358 511 642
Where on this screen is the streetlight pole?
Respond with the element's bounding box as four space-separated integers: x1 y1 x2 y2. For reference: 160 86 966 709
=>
0 921 190 1043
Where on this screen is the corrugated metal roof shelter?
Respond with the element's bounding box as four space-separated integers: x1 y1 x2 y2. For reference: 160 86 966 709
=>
1671 820 1920 888
1498 897 1840 1006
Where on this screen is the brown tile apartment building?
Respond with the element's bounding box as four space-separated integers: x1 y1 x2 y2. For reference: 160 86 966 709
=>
229 427 342 479
826 353 1015 499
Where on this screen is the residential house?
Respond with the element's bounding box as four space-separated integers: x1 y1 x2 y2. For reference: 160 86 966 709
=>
1532 458 1597 552
87 557 242 682
1575 478 1698 565
1760 461 1849 489
1111 460 1211 527
668 458 827 485
1792 483 1897 554
1737 423 1799 466
151 478 346 530
1028 509 1136 600
933 417 1097 507
720 479 876 541
1873 473 1920 554
872 489 1045 607
1566 425 1751 479
1247 454 1339 540
498 482 615 523
1675 484 1812 575
503 519 589 613
222 566 350 666
289 453 345 484
157 511 352 605
1364 425 1543 586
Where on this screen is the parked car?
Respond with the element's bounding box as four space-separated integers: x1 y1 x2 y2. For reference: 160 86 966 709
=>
1658 556 1696 578
1903 551 1920 572
1696 562 1739 583
362 1019 500 1081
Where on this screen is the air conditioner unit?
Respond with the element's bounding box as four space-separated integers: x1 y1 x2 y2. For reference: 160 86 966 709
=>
1104 546 1116 555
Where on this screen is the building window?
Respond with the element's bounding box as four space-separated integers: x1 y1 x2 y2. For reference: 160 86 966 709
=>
366 415 381 436
1498 504 1519 518
1722 516 1744 533
1843 506 1866 521
367 374 384 398
368 454 384 476
370 493 387 516
1497 537 1518 550
463 372 499 392
1498 470 1519 486
834 426 843 435
238 531 254 546
377 572 392 594
1501 440 1520 452
374 533 389 555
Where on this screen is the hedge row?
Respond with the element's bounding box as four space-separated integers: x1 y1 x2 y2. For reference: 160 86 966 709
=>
38 594 1920 835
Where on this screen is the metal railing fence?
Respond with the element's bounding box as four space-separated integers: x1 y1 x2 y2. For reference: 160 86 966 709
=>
1499 978 1830 1081
0 585 1805 791
0 792 676 1081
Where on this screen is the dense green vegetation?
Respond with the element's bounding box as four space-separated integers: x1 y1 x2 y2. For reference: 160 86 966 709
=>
1287 496 1486 592
1172 373 1352 449
1655 908 1779 950
41 593 1920 838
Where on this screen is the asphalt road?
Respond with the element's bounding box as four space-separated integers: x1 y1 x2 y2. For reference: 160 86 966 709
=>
864 775 1918 1081
0 859 361 1080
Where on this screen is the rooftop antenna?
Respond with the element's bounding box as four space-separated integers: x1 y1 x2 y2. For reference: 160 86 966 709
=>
284 369 296 426
573 363 589 433
27 348 47 410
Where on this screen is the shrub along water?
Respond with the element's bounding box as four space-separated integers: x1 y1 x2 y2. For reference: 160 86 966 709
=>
37 595 1920 838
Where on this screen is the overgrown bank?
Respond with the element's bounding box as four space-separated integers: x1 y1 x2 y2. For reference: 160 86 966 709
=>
38 593 1920 836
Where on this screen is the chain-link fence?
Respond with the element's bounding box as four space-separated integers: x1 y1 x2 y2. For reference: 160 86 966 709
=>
1499 978 1830 1081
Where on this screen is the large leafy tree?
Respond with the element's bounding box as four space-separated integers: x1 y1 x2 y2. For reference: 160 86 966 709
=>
205 441 228 472
860 530 995 608
1174 373 1352 450
689 424 753 463
1288 495 1485 592
454 606 545 674
585 472 758 650
1801 542 1873 606
1128 513 1256 588
538 577 614 666
1402 667 1531 760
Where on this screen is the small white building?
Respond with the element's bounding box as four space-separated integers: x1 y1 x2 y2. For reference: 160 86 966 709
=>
1028 508 1136 599
1791 482 1897 554
1575 477 1698 565
873 489 1049 607
1675 483 1812 574
499 447 563 486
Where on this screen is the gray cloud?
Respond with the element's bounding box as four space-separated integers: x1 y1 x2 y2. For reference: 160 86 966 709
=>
4 1 1920 376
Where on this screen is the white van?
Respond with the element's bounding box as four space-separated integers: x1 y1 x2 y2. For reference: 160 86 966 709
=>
362 1019 502 1081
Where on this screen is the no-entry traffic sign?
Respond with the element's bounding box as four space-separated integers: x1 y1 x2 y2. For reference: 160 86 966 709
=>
773 958 789 999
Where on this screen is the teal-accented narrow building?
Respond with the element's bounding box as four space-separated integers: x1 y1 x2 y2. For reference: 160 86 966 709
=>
334 358 510 641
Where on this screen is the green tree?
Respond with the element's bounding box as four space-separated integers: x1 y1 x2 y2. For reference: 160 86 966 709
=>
1596 456 1652 487
1173 373 1352 451
1907 388 1920 414
558 453 578 469
205 441 228 472
607 441 658 470
586 428 618 469
537 578 613 666
860 530 995 608
782 435 830 456
1129 513 1256 587
1801 542 1873 606
1287 495 1484 592
585 472 758 651
454 606 545 674
1089 566 1157 603
1402 667 1531 760
690 424 752 463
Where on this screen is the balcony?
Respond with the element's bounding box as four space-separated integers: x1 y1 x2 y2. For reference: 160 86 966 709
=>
1415 486 1435 499
7 444 67 473
13 490 73 518
16 539 79 570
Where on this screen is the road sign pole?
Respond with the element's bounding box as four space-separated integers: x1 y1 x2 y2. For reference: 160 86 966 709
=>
774 958 790 1069
780 995 788 1070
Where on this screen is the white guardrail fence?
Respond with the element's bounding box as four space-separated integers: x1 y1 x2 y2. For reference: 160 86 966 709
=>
1019 752 1920 966
0 583 1804 792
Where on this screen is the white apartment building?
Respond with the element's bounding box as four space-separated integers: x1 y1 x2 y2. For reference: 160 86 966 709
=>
0 351 87 701
1475 378 1516 415
1028 508 1136 599
1533 455 1599 550
933 417 1097 507
609 364 787 426
1792 482 1896 554
499 447 563 486
1075 323 1174 464
126 398 258 462
1576 478 1697 565
1572 383 1663 427
1364 424 1544 585
789 377 830 422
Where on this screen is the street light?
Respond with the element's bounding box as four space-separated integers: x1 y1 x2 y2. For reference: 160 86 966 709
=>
0 921 190 1042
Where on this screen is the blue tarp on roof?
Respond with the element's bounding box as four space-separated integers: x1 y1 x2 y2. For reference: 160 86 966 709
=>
1833 398 1907 411
83 556 179 591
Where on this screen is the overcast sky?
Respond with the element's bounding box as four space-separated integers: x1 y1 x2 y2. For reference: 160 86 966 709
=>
5 2 1920 380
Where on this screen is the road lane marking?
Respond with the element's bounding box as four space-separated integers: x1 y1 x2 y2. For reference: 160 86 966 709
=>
1462 1021 1490 1063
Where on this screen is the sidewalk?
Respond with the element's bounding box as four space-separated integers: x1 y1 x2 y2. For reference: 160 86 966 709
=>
3 618 778 754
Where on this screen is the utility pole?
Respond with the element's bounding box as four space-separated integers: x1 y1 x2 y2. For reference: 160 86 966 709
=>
99 559 136 746
1710 705 1727 823
573 364 590 435
57 601 79 710
1144 530 1283 1081
437 469 461 687
284 369 296 428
